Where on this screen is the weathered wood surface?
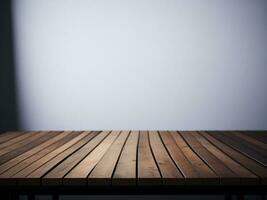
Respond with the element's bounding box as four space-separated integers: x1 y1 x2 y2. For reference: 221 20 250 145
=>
0 131 266 186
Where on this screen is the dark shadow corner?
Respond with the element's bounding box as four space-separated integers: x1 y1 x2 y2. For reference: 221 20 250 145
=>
0 0 19 133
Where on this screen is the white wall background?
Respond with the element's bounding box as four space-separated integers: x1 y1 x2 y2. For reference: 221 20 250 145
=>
13 0 267 131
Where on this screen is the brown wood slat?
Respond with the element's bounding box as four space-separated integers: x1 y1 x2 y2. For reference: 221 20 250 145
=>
0 132 53 165
63 131 120 185
201 131 267 185
234 132 267 151
243 131 267 144
149 131 184 185
226 132 267 161
0 132 34 150
0 131 61 174
170 131 218 184
88 131 130 185
13 132 86 185
43 131 109 185
159 131 218 185
211 132 267 167
112 131 139 186
180 131 240 185
0 131 265 187
0 132 74 185
138 131 161 185
194 132 259 185
0 132 75 179
0 132 24 144
26 131 98 186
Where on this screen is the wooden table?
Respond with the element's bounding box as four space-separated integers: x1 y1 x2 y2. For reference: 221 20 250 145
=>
0 131 266 200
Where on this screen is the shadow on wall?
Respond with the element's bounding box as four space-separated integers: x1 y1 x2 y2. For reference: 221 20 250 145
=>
0 0 19 132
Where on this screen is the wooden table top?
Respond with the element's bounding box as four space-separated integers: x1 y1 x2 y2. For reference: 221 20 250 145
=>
0 131 266 187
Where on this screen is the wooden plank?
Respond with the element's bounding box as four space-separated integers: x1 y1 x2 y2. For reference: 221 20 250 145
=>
63 131 121 185
88 131 130 185
159 131 199 182
243 131 267 144
180 131 240 185
225 132 267 160
112 131 139 186
160 131 216 185
170 131 219 184
137 131 161 185
0 132 61 185
149 131 184 185
0 132 52 165
211 131 267 167
0 132 24 144
0 131 75 178
43 131 110 185
194 132 259 185
13 132 85 183
0 132 38 152
0 130 265 187
28 131 98 186
201 131 267 185
0 131 61 174
234 132 267 151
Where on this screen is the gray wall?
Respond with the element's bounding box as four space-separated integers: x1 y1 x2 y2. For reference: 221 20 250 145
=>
13 0 267 131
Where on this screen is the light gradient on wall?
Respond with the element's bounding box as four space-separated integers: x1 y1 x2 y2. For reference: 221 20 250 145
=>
13 0 267 130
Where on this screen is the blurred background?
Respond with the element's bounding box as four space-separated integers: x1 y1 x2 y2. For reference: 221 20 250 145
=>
1 0 267 131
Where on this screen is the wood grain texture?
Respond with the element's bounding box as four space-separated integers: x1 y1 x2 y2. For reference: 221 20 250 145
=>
201 131 267 185
194 132 258 185
210 131 267 167
0 132 53 165
243 131 267 144
31 131 98 185
0 131 265 187
0 132 71 177
43 131 108 185
12 132 77 178
0 132 24 144
88 131 130 185
160 131 218 185
112 131 139 185
149 131 184 185
0 132 34 150
64 131 120 185
137 131 161 185
180 131 240 185
234 132 267 151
